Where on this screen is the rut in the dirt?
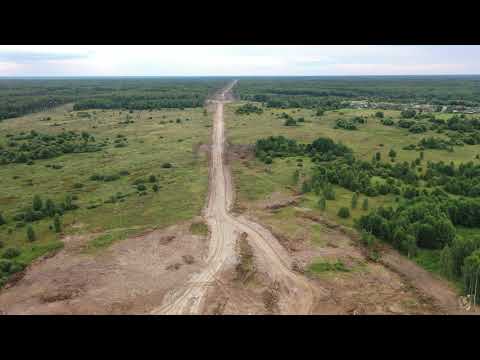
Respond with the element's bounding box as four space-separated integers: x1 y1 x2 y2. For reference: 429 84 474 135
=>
151 81 318 315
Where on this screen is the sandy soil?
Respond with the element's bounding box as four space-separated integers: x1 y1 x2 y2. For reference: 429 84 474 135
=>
0 222 208 314
152 82 320 314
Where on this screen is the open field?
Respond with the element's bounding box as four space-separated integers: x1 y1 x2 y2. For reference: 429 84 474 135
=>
0 103 212 282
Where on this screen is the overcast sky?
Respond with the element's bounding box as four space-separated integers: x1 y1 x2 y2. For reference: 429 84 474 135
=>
1 45 480 77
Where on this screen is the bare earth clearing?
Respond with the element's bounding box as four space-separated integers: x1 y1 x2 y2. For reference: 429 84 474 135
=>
0 82 475 314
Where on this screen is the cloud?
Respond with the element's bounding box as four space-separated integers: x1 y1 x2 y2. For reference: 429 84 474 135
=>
0 45 479 76
0 50 91 64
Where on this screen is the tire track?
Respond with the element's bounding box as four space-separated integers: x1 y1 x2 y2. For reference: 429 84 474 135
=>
151 81 317 314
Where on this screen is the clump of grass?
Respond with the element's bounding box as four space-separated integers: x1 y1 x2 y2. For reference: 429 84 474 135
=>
189 221 209 236
308 260 350 273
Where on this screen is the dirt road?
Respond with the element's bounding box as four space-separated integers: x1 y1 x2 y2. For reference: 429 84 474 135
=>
151 82 317 314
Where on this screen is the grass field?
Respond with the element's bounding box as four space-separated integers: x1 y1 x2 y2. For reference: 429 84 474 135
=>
0 104 212 264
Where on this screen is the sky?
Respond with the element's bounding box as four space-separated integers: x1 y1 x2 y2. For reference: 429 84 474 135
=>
0 45 480 77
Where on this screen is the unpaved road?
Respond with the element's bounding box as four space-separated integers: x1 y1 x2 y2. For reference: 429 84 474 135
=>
151 82 317 314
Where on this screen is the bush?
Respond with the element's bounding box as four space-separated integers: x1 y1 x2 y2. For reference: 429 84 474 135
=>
53 214 62 233
318 197 326 211
73 183 84 189
26 225 36 242
152 184 159 192
137 184 147 191
0 212 5 226
161 162 173 168
375 111 384 118
284 118 297 126
381 118 395 126
338 207 350 218
362 198 369 211
462 249 480 303
351 193 358 209
2 247 21 259
409 123 428 133
401 109 417 118
149 175 157 183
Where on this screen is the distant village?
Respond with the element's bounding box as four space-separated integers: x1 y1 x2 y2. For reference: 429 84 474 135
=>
348 100 480 114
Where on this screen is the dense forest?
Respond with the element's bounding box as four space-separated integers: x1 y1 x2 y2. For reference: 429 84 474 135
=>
235 76 480 109
0 78 228 120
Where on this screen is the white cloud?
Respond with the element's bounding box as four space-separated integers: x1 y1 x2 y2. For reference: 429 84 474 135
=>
0 45 478 76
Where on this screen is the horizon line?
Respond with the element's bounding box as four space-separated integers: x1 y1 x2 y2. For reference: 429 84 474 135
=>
1 74 480 79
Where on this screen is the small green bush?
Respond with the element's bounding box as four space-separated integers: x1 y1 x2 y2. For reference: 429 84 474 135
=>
2 247 21 259
337 207 350 219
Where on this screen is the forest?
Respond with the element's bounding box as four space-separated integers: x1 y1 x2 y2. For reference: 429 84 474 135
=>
235 76 480 109
0 78 228 120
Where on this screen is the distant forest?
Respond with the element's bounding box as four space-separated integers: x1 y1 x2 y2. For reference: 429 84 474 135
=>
0 78 227 120
235 76 480 109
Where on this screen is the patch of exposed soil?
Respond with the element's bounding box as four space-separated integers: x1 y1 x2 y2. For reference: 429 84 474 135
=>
226 142 254 162
0 223 208 315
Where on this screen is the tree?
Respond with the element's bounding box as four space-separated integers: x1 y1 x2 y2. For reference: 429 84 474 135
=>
338 207 350 219
401 109 417 118
53 214 62 233
33 194 43 211
318 197 326 211
375 111 384 118
375 152 381 162
462 249 480 304
351 193 358 209
284 118 297 126
27 225 36 242
362 198 369 211
0 212 5 226
388 149 397 159
152 184 159 192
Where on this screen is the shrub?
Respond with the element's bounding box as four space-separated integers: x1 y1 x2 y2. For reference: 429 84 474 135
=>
318 197 326 211
409 123 428 133
73 183 84 189
284 118 297 126
462 249 480 303
26 225 36 242
362 198 369 211
381 118 395 126
32 195 43 211
161 162 173 168
149 175 157 183
338 207 350 218
375 111 384 118
53 214 62 233
152 184 159 192
137 184 147 191
2 247 21 259
401 109 417 118
0 212 5 226
323 185 336 200
351 193 358 209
